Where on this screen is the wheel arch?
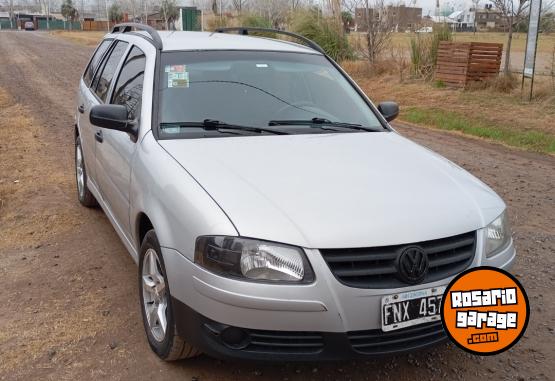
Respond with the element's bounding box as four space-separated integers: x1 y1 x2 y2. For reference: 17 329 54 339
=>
136 212 154 249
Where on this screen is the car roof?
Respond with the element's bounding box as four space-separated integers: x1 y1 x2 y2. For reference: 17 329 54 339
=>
108 31 321 55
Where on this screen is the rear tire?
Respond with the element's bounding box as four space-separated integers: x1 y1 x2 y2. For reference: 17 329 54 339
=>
75 136 97 207
139 230 201 361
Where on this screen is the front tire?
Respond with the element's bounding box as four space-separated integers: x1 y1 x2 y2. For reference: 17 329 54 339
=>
139 230 201 361
75 136 97 207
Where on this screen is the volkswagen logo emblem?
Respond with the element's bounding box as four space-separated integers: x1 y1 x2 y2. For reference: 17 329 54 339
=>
397 246 429 284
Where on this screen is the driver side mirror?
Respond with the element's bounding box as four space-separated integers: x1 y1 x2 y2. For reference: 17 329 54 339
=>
377 102 399 122
90 104 137 136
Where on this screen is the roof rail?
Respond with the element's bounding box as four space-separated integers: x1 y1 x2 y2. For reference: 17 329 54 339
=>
112 22 163 50
213 27 325 55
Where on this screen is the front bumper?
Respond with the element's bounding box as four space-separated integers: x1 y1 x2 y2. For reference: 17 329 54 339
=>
162 231 516 360
171 297 448 361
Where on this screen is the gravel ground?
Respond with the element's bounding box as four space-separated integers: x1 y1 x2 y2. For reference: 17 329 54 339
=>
0 31 554 381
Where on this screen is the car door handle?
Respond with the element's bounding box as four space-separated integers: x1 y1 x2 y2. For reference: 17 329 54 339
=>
95 130 103 143
78 104 85 114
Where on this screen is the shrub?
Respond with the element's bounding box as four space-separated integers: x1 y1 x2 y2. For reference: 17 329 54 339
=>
239 14 275 37
409 33 433 78
290 10 352 61
240 14 272 28
465 73 518 93
433 79 446 88
340 59 393 78
207 15 230 30
489 74 518 93
430 24 452 65
409 24 452 80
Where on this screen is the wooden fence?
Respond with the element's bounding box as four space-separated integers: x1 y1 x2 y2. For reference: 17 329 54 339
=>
435 41 503 87
82 20 110 31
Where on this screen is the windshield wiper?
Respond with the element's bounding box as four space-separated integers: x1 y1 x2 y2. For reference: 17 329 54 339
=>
163 119 289 135
268 118 377 132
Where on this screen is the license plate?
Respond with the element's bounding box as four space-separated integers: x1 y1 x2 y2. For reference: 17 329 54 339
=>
381 287 445 332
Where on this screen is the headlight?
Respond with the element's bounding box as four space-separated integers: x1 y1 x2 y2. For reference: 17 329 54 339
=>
485 211 512 258
194 236 314 283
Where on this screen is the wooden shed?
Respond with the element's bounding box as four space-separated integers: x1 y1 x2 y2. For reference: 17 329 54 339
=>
435 41 503 87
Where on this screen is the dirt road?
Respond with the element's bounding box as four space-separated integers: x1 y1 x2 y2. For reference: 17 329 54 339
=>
0 31 554 381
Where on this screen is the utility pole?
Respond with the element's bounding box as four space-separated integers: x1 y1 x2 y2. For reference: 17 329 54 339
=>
46 0 50 30
9 0 14 29
105 0 110 31
145 0 148 24
364 0 369 32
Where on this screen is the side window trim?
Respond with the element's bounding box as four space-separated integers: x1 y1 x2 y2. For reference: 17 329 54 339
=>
83 38 114 88
90 40 131 104
89 41 117 99
110 44 145 106
104 43 132 105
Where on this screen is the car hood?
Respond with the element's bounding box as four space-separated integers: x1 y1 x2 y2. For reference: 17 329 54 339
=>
159 132 505 249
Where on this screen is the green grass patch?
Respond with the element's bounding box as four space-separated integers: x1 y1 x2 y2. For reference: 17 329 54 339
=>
402 107 555 154
433 80 446 88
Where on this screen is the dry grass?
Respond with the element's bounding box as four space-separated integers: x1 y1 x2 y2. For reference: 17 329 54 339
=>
465 73 519 93
0 88 111 375
343 70 555 153
341 59 392 78
49 31 106 46
385 31 555 53
350 32 555 75
0 89 82 250
0 291 106 373
351 71 555 132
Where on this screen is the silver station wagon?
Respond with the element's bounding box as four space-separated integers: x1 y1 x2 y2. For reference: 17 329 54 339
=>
74 23 515 361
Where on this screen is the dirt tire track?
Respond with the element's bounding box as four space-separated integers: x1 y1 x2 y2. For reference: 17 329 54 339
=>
0 31 553 381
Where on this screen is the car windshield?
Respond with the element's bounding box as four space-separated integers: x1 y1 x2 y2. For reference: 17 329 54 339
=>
158 50 386 138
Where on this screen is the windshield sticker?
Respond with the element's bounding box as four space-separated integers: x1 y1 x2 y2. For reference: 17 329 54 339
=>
165 64 186 73
167 72 189 88
256 63 268 68
166 67 189 88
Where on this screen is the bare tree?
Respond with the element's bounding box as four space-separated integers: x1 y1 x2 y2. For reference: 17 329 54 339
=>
491 0 530 75
342 0 362 14
161 0 178 30
363 0 394 63
231 0 247 14
291 0 302 10
123 0 139 21
327 0 342 34
471 0 480 33
250 0 288 27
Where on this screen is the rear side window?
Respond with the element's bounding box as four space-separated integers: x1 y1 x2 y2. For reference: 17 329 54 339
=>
93 41 128 102
111 47 146 121
83 39 112 87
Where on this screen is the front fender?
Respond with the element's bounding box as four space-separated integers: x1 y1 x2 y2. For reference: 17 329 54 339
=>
130 132 238 261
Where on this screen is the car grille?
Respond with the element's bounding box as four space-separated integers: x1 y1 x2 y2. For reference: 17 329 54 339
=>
320 231 476 289
244 330 325 354
348 320 446 355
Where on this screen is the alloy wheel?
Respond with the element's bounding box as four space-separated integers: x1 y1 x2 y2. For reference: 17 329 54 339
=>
75 144 85 199
142 249 168 342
